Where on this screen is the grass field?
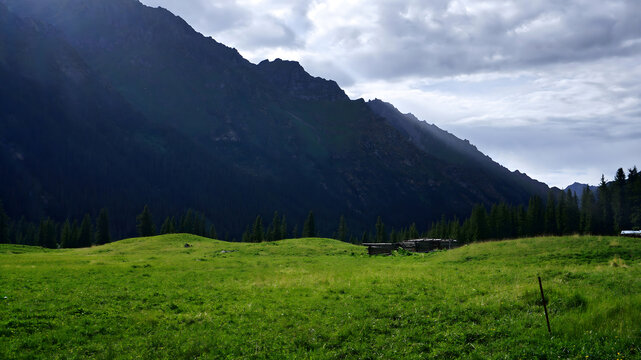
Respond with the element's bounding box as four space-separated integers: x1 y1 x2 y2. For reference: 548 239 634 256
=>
1 235 640 359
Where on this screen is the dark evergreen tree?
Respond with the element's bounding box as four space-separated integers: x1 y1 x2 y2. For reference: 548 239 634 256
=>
336 215 348 242
302 211 316 238
181 209 196 234
251 215 264 242
196 214 206 237
267 211 281 242
612 168 628 232
95 208 111 245
78 214 93 247
38 218 57 249
526 196 544 236
160 216 176 234
136 205 156 237
0 200 11 244
0 199 8 244
628 167 641 228
361 231 370 244
209 225 218 239
280 215 288 240
597 175 613 234
408 223 419 239
241 225 251 242
71 220 81 248
291 224 298 239
544 191 557 235
580 186 596 234
375 216 386 243
565 190 580 234
555 191 567 235
60 219 74 248
469 205 489 241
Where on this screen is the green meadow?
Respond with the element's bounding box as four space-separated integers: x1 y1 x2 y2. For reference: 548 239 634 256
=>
1 235 640 359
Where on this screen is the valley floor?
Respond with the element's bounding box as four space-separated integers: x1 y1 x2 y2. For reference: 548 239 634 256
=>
1 235 640 359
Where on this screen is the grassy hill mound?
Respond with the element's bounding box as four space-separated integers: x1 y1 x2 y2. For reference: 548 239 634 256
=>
1 235 640 359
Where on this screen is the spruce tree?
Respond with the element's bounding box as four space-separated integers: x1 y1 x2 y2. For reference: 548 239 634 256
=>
60 219 73 248
280 215 288 240
267 211 280 242
95 208 111 245
252 215 264 242
597 175 613 234
544 191 557 235
160 216 175 234
38 218 57 249
375 216 386 243
291 224 298 239
0 199 8 244
580 186 596 234
78 214 93 247
209 225 218 239
336 215 348 242
136 205 156 237
302 211 316 238
612 168 628 232
408 223 419 239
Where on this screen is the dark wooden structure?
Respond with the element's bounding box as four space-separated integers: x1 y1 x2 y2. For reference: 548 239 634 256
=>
363 238 459 256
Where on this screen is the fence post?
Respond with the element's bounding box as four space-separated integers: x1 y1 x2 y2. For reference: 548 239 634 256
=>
538 276 551 334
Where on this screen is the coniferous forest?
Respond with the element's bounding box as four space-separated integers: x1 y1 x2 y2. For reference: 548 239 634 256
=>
1 167 638 248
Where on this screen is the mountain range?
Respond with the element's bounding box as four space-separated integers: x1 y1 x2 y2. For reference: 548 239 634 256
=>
0 0 549 238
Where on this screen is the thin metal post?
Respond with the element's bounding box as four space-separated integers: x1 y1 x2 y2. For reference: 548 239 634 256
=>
538 276 551 334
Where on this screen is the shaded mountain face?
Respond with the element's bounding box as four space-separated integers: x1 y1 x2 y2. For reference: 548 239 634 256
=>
0 0 548 237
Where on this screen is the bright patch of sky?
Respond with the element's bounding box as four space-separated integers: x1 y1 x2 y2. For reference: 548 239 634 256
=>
140 0 641 188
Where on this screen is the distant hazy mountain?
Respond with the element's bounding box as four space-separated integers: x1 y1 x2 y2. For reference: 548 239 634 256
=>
0 0 549 237
565 182 598 200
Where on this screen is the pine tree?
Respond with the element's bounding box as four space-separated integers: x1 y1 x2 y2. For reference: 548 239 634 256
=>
544 191 557 235
60 219 73 248
136 205 156 237
95 208 111 245
267 211 280 242
209 224 218 239
291 224 298 239
375 216 386 243
302 211 316 238
181 209 195 234
556 191 567 235
408 223 419 239
597 175 613 234
71 220 81 248
469 205 489 241
252 215 264 242
0 199 8 244
78 214 94 247
580 186 596 234
336 215 348 242
361 231 370 244
612 168 628 232
526 196 544 236
160 216 175 234
38 218 57 249
280 215 288 240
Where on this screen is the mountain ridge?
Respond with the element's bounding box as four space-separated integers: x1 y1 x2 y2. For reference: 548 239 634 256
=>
0 0 549 237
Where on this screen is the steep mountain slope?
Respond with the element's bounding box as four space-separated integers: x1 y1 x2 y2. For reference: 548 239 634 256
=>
0 0 549 237
367 100 549 202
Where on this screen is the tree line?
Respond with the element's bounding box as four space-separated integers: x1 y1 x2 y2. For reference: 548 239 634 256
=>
424 167 641 243
1 166 638 248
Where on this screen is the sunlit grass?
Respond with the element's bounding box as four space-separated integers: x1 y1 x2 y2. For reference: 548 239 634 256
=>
1 234 640 359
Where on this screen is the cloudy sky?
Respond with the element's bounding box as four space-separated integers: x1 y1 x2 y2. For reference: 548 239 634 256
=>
141 0 640 188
